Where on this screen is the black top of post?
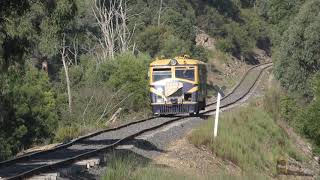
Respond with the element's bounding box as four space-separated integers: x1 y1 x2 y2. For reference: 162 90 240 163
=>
213 85 225 97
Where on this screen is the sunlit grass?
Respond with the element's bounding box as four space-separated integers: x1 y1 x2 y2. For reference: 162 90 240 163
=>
102 154 195 180
102 153 269 180
189 103 304 176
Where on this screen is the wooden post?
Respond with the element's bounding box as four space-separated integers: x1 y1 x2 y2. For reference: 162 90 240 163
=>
214 92 221 138
213 85 225 138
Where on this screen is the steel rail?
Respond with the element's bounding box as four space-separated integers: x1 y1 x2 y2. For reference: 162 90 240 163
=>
206 62 273 107
203 63 272 115
0 62 272 170
0 63 273 180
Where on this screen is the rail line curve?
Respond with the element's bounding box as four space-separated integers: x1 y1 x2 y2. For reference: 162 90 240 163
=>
0 62 273 180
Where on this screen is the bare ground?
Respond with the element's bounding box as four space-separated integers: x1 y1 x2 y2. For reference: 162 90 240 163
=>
153 134 242 178
153 69 320 180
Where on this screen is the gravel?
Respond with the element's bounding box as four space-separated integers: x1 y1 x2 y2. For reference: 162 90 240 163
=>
0 64 271 179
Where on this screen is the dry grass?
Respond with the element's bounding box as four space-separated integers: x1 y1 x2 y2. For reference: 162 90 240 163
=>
102 153 268 180
189 99 305 176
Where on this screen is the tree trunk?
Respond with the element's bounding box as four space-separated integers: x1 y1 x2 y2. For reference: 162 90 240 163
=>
158 0 163 26
62 56 72 113
61 35 72 113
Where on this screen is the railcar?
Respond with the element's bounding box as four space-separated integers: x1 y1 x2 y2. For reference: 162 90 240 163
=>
149 56 207 115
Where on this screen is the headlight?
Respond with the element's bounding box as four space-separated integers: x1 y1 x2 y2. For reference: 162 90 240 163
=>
157 87 164 94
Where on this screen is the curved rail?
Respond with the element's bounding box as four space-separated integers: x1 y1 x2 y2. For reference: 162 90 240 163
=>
204 63 272 114
206 62 273 107
0 62 273 180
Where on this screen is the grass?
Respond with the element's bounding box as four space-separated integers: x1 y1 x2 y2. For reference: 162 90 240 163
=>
102 153 269 180
102 154 196 180
189 101 304 176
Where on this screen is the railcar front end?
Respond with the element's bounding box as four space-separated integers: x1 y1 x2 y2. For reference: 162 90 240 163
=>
149 57 206 115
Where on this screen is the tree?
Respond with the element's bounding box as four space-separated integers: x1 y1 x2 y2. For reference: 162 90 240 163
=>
61 35 73 113
0 67 58 160
91 0 135 60
0 0 77 160
274 0 320 95
296 74 320 153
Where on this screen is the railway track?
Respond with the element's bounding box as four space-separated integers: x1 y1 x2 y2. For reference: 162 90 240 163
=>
0 62 273 180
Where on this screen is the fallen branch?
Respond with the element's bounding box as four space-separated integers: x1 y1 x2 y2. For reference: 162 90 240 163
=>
105 107 122 126
277 157 314 177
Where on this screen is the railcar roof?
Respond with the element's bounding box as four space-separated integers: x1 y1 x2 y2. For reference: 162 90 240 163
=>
150 56 205 66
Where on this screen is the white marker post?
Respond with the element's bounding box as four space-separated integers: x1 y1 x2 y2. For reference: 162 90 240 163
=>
214 92 221 138
213 85 225 138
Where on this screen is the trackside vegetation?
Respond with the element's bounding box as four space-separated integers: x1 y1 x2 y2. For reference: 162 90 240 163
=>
189 87 305 176
102 153 268 180
0 0 273 161
1 0 320 168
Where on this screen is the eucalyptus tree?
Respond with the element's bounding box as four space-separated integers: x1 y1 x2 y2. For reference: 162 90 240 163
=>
274 0 320 96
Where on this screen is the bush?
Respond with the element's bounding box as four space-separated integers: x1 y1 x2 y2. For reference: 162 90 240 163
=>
190 45 210 62
136 26 169 57
136 26 195 58
0 66 58 160
274 0 320 96
159 35 191 57
55 53 152 140
196 7 226 37
108 53 151 111
294 74 320 154
216 21 255 57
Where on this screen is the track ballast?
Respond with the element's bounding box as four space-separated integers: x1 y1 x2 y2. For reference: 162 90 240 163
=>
0 63 272 180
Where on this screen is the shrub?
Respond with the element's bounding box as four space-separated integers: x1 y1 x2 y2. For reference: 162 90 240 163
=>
136 26 194 58
159 35 191 57
0 66 58 160
294 74 320 154
190 45 210 62
108 53 151 111
274 0 320 96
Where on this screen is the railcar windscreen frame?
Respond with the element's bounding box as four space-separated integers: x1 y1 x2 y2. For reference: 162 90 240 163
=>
175 67 195 81
152 68 172 82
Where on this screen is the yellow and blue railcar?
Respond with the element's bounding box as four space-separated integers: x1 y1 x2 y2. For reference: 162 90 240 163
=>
149 56 207 115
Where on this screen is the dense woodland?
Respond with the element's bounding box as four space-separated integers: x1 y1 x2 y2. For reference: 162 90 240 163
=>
0 0 320 161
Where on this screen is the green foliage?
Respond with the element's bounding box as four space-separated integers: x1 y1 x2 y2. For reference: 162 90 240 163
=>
136 26 192 58
280 96 299 124
189 104 304 175
102 153 262 180
108 53 151 111
216 21 254 56
0 66 58 160
136 26 168 57
0 0 276 160
162 7 195 40
54 125 81 142
190 46 210 62
159 35 191 57
55 53 152 140
216 9 270 57
103 154 195 180
196 7 225 37
262 81 282 120
274 0 320 95
293 74 320 154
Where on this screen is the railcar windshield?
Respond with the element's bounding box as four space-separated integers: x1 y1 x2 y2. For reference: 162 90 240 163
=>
175 67 195 81
152 68 172 82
